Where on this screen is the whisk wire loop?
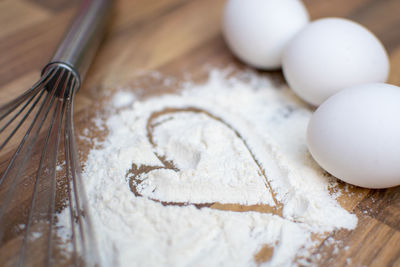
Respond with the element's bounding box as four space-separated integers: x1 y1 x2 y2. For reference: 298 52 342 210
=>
18 69 73 267
0 68 66 243
0 68 56 121
0 68 58 150
0 65 97 266
0 0 112 265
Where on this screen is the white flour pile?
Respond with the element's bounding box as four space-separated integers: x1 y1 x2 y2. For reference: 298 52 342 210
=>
58 69 357 266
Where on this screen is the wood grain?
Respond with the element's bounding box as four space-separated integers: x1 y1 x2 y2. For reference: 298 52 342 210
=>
0 0 399 266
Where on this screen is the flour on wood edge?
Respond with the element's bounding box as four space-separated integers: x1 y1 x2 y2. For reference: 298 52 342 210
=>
57 68 357 267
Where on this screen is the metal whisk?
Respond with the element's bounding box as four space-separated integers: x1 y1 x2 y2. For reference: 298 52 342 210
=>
0 0 111 266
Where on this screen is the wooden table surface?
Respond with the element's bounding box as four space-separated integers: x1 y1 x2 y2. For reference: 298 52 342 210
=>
0 0 400 266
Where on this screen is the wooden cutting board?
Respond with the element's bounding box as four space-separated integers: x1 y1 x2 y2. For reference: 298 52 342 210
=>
0 0 399 266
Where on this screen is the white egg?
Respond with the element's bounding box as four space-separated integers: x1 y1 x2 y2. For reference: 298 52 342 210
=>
222 0 309 70
283 18 390 106
307 83 400 189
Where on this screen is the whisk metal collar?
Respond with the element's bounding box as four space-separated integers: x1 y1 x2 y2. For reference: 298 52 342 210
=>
42 62 81 92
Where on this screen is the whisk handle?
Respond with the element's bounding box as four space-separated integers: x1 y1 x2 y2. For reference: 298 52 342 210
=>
43 0 112 88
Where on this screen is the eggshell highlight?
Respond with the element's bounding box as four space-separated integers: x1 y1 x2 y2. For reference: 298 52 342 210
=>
223 0 309 69
283 18 390 106
307 83 400 188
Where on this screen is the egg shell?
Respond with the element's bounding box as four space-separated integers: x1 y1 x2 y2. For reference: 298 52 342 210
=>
307 83 400 189
222 0 309 70
283 18 390 106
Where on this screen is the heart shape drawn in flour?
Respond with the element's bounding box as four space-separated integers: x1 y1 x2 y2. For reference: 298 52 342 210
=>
127 107 283 216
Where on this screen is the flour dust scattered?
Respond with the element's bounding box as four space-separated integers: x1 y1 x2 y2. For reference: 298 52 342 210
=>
58 69 357 266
